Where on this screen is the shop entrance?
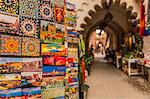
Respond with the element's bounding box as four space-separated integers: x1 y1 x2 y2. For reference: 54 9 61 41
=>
80 0 138 54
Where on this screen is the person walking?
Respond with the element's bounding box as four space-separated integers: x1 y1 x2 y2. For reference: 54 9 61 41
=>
90 44 94 61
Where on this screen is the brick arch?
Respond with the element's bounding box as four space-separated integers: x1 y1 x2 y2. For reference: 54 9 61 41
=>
80 0 138 54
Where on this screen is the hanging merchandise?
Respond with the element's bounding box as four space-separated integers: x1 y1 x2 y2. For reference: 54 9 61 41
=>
65 83 79 99
0 11 19 34
79 34 86 58
147 0 150 23
40 20 65 44
22 58 42 72
40 0 54 21
22 87 41 99
65 30 79 99
22 37 40 56
20 17 39 38
145 0 150 36
0 0 18 14
21 72 42 87
140 0 145 37
41 43 66 56
65 2 79 99
0 34 22 56
0 57 22 97
40 0 68 98
0 0 42 98
54 0 65 23
19 0 40 19
0 0 80 99
65 2 76 28
0 58 22 74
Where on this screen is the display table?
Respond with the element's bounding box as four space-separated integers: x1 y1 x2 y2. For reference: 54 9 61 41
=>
144 64 150 83
116 55 122 68
122 58 144 76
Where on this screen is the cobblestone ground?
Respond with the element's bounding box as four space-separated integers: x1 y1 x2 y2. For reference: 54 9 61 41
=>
86 54 150 99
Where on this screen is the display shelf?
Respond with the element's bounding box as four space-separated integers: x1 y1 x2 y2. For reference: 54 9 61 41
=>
116 55 122 68
122 58 144 76
0 0 80 98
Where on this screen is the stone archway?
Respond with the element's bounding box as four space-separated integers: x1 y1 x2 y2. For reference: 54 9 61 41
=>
80 0 138 53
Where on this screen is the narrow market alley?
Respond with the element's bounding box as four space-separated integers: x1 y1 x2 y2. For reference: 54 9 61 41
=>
87 55 150 99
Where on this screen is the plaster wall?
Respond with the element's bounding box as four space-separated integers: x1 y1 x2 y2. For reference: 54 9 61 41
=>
67 0 148 30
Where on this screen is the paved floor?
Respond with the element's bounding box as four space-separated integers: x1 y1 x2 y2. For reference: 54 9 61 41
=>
86 55 150 99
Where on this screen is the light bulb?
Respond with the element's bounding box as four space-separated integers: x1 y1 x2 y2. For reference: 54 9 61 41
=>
101 30 105 34
96 29 101 34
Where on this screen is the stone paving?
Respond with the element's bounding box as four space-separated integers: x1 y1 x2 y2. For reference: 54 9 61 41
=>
86 55 150 99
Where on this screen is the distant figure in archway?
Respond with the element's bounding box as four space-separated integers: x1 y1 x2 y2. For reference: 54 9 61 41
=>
96 43 105 55
90 44 94 55
96 44 100 54
89 44 94 61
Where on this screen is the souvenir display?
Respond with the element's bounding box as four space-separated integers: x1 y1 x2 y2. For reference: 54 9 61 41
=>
55 56 66 66
42 76 64 89
79 34 85 58
22 37 40 56
0 35 21 56
41 44 66 56
21 72 42 88
20 17 39 38
67 30 78 37
42 87 65 99
0 0 18 14
66 37 79 43
40 20 65 44
0 11 19 34
0 58 22 74
68 49 78 62
65 2 76 28
66 2 75 11
67 62 74 68
68 43 78 48
0 80 21 90
0 74 21 81
65 84 79 99
55 0 64 7
56 23 65 34
43 56 55 66
22 87 41 99
40 1 67 98
54 0 64 23
67 58 74 63
43 66 66 77
43 56 66 66
65 2 79 97
40 0 54 21
19 0 40 19
54 6 64 23
0 88 21 98
0 0 79 98
66 58 74 68
22 58 42 72
40 20 56 43
66 67 78 85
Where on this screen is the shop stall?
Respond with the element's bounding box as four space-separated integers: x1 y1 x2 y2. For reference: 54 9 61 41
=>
121 31 144 76
140 0 150 82
142 36 150 82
